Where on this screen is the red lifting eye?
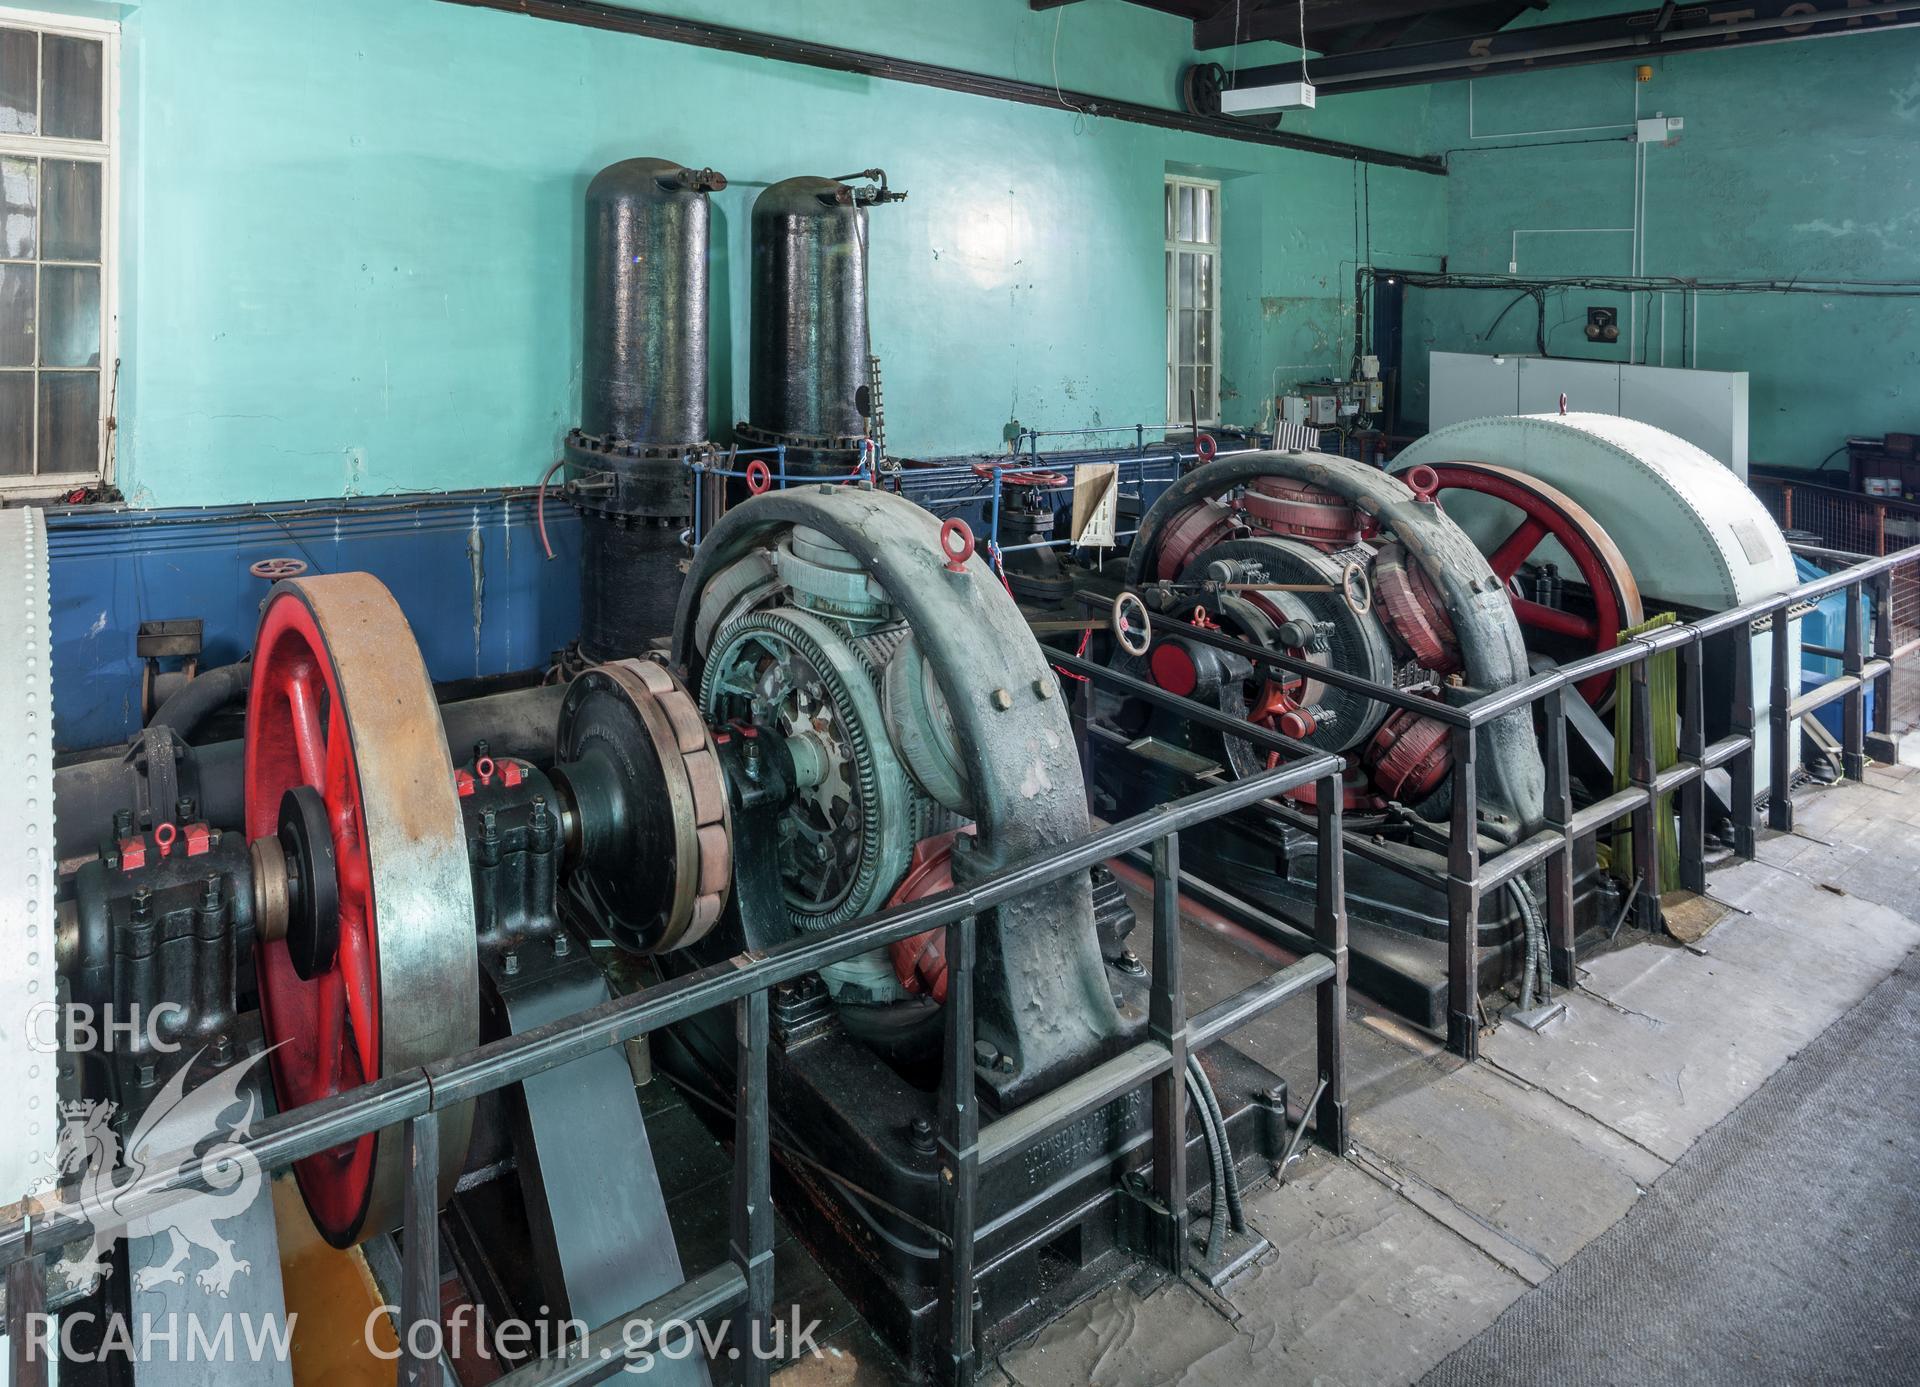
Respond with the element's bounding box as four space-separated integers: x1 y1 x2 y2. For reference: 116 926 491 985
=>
745 459 773 495
939 518 976 572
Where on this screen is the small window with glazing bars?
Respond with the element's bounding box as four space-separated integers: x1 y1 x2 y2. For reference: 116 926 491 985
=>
0 6 116 491
1165 174 1219 428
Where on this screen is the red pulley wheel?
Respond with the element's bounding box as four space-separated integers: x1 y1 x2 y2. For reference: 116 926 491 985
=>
1418 462 1644 706
246 574 478 1247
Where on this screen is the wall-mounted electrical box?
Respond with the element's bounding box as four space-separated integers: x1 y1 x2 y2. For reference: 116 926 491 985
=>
1281 378 1383 429
1636 115 1684 145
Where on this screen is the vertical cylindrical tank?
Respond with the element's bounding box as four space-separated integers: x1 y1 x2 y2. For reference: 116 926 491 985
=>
568 157 724 662
744 176 873 470
580 157 721 445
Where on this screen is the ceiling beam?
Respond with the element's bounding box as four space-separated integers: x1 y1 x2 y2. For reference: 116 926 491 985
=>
438 0 1445 173
1258 0 1920 93
1194 0 1492 49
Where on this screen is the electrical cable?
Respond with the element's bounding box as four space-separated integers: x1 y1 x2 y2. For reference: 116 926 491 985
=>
1187 1053 1246 1233
1186 1063 1230 1264
1051 6 1090 122
1509 877 1547 1012
535 456 566 560
1394 270 1920 298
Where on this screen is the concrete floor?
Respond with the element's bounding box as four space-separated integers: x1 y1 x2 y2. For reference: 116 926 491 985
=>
972 759 1920 1387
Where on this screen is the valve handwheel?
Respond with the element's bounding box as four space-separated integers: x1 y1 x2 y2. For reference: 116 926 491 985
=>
1112 591 1152 657
245 573 477 1247
1419 463 1643 706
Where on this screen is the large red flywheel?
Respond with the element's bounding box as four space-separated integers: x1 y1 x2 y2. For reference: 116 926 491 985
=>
1419 462 1643 705
245 574 477 1248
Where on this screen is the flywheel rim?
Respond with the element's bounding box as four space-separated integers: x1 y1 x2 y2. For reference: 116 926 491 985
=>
245 574 477 1248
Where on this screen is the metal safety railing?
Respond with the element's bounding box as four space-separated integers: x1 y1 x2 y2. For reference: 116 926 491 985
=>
1101 542 1920 1061
1752 475 1920 658
0 677 1349 1387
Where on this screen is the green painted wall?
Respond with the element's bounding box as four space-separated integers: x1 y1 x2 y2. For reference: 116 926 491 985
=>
1404 28 1920 471
77 0 1440 507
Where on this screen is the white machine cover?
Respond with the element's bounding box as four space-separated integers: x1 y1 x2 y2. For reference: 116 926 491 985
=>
1393 414 1797 612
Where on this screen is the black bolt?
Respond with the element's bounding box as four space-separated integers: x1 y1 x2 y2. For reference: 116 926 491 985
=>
211 1034 235 1066
201 873 222 910
481 807 499 842
130 888 153 921
553 932 571 959
909 1116 936 1155
113 809 133 837
473 739 491 761
175 796 197 823
136 1060 157 1087
503 949 520 977
1115 950 1145 976
973 1039 997 1069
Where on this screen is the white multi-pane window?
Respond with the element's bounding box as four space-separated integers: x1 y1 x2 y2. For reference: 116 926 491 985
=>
0 6 117 491
1165 175 1219 426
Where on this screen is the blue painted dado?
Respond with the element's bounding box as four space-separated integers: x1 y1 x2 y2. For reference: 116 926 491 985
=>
47 490 581 750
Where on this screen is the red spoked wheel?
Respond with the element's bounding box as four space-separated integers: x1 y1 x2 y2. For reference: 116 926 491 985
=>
1418 463 1643 706
245 574 477 1248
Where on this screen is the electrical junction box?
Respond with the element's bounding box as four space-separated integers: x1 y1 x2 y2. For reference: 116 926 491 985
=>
1221 80 1316 115
1637 115 1684 144
1282 390 1339 428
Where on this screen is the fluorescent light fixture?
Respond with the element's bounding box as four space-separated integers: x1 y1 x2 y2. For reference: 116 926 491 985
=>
1220 81 1317 116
